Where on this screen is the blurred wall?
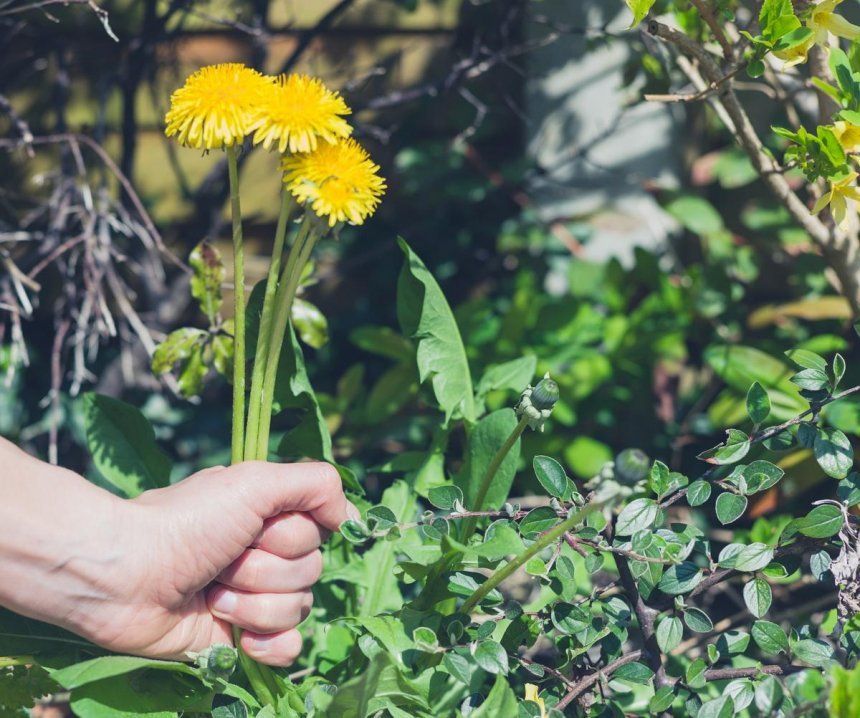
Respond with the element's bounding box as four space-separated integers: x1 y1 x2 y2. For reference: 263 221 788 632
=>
525 0 681 265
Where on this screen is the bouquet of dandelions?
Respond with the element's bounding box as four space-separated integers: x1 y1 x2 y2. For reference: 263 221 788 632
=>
159 63 385 707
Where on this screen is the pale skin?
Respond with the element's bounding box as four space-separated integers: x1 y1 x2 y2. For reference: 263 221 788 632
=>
0 437 356 666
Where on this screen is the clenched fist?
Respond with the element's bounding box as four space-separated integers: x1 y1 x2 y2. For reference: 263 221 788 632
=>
0 439 355 667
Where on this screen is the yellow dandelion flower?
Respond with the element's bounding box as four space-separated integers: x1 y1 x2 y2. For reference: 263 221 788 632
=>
833 121 860 153
524 684 547 718
252 74 352 154
164 63 271 150
811 171 860 228
281 138 386 227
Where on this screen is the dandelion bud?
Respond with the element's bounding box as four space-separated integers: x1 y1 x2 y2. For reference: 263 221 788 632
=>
196 644 238 681
515 372 559 432
531 373 559 411
615 448 650 484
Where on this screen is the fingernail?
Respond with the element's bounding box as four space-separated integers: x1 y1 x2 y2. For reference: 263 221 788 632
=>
346 501 361 521
209 588 237 614
243 634 276 652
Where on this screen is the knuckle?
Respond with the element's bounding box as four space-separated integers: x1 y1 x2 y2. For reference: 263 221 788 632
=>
315 464 342 495
241 552 262 588
283 631 303 660
306 550 323 582
251 596 280 632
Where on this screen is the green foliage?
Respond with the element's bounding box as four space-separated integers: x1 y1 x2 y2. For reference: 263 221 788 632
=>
81 393 171 496
19 262 860 715
624 0 656 27
397 238 476 425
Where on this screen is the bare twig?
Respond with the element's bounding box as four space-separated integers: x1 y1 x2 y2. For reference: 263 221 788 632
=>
649 19 860 315
556 650 643 709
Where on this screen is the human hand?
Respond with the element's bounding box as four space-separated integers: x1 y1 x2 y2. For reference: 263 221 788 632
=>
0 450 353 667
114 462 354 665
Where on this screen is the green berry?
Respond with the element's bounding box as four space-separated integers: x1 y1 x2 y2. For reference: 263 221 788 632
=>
531 374 559 411
615 449 650 484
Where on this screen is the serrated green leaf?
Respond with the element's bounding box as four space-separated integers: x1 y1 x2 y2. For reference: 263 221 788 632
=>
292 297 329 349
397 238 475 424
458 408 521 510
476 355 536 397
81 393 171 497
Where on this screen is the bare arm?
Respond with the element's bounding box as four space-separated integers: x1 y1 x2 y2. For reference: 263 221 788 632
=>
0 437 353 665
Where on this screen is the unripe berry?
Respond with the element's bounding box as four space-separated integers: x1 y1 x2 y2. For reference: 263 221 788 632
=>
615 448 650 484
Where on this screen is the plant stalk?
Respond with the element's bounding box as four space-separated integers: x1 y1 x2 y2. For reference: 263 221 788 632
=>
459 414 529 541
244 192 296 459
253 216 320 460
459 502 600 615
226 145 246 465
225 146 281 709
231 625 277 707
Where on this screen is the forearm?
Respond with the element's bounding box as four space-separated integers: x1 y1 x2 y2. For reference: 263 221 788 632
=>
0 437 125 637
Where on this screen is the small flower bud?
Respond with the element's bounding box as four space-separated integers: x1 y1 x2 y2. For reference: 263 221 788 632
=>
515 372 559 432
615 448 650 484
530 373 559 411
196 644 237 682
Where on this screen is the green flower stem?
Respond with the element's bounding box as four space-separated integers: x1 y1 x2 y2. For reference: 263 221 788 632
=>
226 145 246 465
225 147 280 708
459 414 530 542
231 625 277 707
244 192 296 459
253 216 320 460
459 502 600 615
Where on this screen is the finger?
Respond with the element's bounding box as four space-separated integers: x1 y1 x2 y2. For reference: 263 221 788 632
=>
226 461 350 531
254 512 329 558
239 629 304 667
207 586 313 634
218 549 323 593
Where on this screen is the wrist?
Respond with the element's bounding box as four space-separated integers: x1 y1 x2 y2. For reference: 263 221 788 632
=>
0 439 132 639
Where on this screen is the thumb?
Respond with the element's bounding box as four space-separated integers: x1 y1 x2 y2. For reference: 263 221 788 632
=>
225 461 351 532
